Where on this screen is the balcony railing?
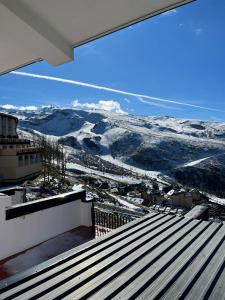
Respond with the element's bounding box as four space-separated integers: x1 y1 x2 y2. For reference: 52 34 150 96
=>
93 208 136 237
16 147 40 154
0 138 30 144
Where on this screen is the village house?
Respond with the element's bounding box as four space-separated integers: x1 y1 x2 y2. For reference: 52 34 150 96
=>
164 189 193 209
142 189 165 206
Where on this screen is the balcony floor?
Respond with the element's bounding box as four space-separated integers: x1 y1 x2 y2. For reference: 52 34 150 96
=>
0 226 93 280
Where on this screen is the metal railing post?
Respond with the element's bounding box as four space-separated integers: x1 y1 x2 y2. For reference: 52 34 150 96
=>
91 199 96 238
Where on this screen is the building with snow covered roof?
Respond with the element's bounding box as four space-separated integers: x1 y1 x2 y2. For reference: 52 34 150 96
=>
0 113 41 184
164 189 193 208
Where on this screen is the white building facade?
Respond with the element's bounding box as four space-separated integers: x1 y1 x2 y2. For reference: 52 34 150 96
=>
0 113 41 184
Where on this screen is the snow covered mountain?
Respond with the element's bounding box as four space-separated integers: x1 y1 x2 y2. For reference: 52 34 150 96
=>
2 106 225 195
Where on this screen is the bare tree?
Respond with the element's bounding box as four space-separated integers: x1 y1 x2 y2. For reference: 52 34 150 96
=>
34 135 67 190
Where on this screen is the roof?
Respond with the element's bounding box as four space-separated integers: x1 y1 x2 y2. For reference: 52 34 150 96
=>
185 205 208 219
167 188 187 196
0 113 18 122
1 212 225 299
0 0 193 75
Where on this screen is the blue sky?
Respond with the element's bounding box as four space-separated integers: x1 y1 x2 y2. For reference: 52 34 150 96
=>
1 0 225 121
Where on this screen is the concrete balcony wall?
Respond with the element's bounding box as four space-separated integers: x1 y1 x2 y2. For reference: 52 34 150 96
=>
0 187 25 205
0 190 92 261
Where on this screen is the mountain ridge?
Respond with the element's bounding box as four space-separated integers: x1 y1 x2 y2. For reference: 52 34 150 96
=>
1 106 225 195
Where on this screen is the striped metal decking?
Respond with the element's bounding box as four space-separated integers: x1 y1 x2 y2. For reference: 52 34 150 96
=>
1 212 225 299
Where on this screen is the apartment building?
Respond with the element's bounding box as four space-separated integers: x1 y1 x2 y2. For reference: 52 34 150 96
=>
0 113 41 183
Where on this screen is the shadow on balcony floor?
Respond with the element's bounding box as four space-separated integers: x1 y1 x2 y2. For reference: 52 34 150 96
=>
0 226 93 280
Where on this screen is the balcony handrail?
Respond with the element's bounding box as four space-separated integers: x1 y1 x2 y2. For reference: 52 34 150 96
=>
0 138 30 143
5 190 86 220
16 147 40 154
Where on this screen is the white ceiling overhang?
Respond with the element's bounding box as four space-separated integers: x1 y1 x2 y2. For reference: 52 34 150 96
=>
0 0 194 75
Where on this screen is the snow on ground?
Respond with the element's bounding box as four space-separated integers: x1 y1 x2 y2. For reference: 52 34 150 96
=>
181 152 225 168
70 122 96 143
206 193 225 206
13 107 225 195
109 193 142 212
100 127 128 147
67 162 141 184
72 184 84 192
117 198 140 210
97 155 174 186
182 156 213 167
100 155 160 179
126 196 143 205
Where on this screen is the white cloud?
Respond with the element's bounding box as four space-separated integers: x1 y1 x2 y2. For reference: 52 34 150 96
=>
1 104 38 111
195 28 203 36
162 9 177 16
72 99 126 114
41 105 52 108
11 71 225 113
124 98 131 103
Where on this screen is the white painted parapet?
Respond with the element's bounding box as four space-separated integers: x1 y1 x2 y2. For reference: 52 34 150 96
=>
0 186 25 205
0 190 92 261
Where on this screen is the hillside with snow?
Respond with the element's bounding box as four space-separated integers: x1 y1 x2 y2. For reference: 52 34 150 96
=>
2 106 225 195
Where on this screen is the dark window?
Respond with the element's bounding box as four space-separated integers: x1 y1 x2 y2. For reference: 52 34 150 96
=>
25 155 29 165
30 154 34 164
18 156 23 167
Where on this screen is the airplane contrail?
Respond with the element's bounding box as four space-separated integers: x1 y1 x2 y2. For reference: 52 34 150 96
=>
11 71 225 113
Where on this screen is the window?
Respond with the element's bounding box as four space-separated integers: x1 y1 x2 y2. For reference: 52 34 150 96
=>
18 156 23 167
24 155 29 165
35 154 39 163
30 154 34 164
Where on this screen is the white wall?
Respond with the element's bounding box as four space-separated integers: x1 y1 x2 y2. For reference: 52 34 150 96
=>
0 194 92 260
11 190 25 205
